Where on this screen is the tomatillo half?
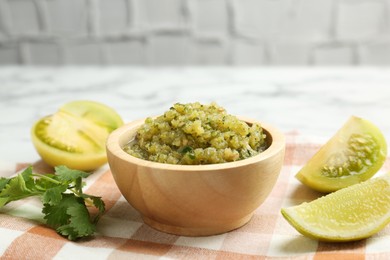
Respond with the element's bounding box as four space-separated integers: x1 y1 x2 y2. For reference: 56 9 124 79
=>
31 100 124 171
296 116 387 193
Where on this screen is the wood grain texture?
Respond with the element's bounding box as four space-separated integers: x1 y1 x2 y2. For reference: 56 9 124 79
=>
106 117 285 236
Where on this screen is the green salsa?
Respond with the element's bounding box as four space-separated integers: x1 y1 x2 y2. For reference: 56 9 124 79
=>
123 102 267 165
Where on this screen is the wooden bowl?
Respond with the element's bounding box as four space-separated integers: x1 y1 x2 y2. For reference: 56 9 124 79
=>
106 117 285 236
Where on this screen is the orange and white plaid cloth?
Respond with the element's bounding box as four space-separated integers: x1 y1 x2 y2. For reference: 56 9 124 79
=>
1 133 390 259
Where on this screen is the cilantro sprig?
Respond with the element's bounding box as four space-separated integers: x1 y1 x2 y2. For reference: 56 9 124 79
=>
0 165 105 241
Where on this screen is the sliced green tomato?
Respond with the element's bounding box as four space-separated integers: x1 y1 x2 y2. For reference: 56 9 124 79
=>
295 116 387 193
31 101 124 171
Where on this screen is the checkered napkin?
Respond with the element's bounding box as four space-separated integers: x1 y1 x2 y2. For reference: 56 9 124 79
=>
1 133 390 259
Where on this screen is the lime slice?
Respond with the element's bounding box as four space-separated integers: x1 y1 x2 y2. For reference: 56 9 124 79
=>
281 173 390 242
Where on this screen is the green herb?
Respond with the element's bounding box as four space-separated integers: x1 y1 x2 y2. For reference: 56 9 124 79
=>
180 146 193 154
0 165 105 241
180 146 195 159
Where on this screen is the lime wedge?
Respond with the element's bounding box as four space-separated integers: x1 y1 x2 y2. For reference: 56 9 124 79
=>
281 173 390 242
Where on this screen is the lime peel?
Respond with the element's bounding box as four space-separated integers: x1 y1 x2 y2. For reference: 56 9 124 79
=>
281 173 390 242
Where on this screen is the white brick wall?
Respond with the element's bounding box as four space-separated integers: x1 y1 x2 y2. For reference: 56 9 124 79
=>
0 0 389 65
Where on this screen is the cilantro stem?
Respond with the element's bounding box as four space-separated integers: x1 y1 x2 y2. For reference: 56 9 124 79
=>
32 173 61 185
69 187 82 197
33 174 82 197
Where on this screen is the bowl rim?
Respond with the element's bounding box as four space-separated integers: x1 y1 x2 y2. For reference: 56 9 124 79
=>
106 116 285 171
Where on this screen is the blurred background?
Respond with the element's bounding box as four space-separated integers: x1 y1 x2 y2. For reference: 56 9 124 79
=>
0 0 389 66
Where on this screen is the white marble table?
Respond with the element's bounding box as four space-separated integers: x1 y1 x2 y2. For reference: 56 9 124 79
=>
1 67 390 167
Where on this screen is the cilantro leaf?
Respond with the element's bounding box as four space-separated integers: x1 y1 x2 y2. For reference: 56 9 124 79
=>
43 194 80 228
20 166 36 191
42 185 67 205
43 194 96 240
57 203 96 240
0 178 10 191
54 166 89 182
0 167 40 206
90 196 105 214
82 194 105 223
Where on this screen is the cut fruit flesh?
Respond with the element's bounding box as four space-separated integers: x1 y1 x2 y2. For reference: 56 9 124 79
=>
281 173 390 242
31 100 123 171
295 116 387 193
39 113 108 153
60 100 123 132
